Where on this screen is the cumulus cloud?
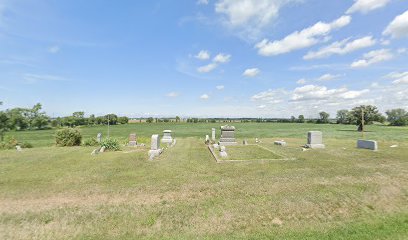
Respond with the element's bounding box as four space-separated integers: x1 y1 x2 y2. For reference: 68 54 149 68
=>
200 94 210 100
197 63 218 73
386 71 408 84
216 85 225 90
346 0 390 14
296 78 307 84
48 45 60 54
213 53 231 63
318 73 342 81
215 0 301 40
255 15 351 56
195 50 210 60
292 84 369 101
304 36 376 60
243 68 260 77
251 88 287 104
351 49 393 68
383 10 408 38
166 92 180 97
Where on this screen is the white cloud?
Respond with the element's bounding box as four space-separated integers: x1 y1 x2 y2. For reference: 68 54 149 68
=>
243 68 260 77
255 15 351 56
23 73 66 84
386 71 408 84
195 50 210 60
197 0 209 5
216 85 225 90
215 0 299 40
292 84 369 101
351 49 393 68
197 63 218 73
304 36 376 60
251 88 287 104
346 0 390 14
257 105 266 109
200 94 210 100
318 73 342 81
166 92 179 97
48 45 60 54
383 10 408 38
296 78 306 84
213 53 231 63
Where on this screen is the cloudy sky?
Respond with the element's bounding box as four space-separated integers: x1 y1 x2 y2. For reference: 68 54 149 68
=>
0 0 407 118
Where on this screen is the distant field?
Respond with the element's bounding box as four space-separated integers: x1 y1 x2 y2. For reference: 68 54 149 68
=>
5 122 408 147
1 123 407 239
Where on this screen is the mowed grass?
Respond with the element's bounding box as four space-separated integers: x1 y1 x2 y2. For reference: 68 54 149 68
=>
0 123 407 239
223 145 283 160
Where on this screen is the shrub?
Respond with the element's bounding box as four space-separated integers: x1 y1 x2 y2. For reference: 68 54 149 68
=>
0 136 18 149
83 137 99 146
101 138 121 151
19 142 33 148
55 128 82 146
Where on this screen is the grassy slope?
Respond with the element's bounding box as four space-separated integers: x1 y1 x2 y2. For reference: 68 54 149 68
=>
0 123 407 239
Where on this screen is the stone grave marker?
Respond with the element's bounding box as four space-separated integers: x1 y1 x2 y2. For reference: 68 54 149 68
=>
128 133 137 146
219 125 237 146
211 128 216 141
161 130 173 144
97 133 102 143
357 140 378 151
305 131 325 149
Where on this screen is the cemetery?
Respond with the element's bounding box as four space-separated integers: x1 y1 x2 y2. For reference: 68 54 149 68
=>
0 122 407 239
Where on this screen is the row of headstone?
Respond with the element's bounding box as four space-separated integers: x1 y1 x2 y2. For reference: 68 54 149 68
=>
148 130 176 160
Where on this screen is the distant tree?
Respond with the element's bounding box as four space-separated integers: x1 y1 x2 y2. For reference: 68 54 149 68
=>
298 115 305 123
336 109 349 124
175 116 180 122
104 114 118 125
7 108 29 130
88 114 96 125
350 105 383 132
386 108 408 126
146 117 153 123
0 111 10 141
118 116 129 124
290 116 296 122
72 111 86 126
27 103 49 129
317 111 330 124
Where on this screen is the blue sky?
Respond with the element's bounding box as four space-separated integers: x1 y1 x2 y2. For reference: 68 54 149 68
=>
0 0 407 118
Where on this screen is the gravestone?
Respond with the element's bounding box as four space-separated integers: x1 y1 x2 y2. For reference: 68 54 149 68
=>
243 139 248 145
99 146 106 153
211 128 216 141
219 125 237 146
97 133 102 143
161 130 173 144
16 145 22 152
128 133 137 146
357 140 378 151
148 134 162 160
274 140 287 146
151 134 160 150
205 135 210 144
219 146 228 158
305 131 325 149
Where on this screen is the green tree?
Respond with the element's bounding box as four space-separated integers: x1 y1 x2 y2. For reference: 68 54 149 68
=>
336 109 349 124
88 114 96 125
72 111 85 126
118 116 129 124
298 115 305 123
350 105 383 132
146 117 153 123
7 108 29 130
104 114 118 125
386 108 408 126
175 116 180 122
0 111 10 141
290 116 296 122
318 111 330 124
28 103 49 129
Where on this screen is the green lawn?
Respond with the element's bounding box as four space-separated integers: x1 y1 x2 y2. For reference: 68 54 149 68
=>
0 123 407 239
222 145 283 161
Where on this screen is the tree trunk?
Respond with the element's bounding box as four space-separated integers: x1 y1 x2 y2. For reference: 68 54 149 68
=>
357 123 363 132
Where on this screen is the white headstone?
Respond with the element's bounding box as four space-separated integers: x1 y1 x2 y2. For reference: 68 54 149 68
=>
97 133 102 143
274 140 287 146
305 131 325 149
99 146 106 153
205 135 210 144
161 130 173 144
211 128 216 141
151 134 160 150
16 145 22 152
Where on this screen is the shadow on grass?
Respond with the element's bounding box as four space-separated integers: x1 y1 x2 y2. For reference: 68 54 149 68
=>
337 129 374 132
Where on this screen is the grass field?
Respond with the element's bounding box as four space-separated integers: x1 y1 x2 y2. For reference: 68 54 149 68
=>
1 123 407 239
